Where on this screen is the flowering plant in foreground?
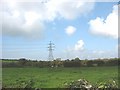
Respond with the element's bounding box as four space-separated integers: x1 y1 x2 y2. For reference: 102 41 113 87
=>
64 79 118 89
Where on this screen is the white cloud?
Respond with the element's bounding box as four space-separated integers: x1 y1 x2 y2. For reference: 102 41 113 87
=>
46 0 95 20
64 48 117 60
2 10 44 38
1 0 95 38
89 5 118 39
65 26 76 36
92 50 105 54
65 40 84 52
64 40 117 59
63 40 85 59
74 40 84 51
64 40 84 57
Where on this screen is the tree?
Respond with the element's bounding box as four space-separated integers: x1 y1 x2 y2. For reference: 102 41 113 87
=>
18 58 27 66
74 57 80 61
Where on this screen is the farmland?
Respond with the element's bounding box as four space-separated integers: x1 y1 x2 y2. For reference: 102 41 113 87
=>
2 66 118 88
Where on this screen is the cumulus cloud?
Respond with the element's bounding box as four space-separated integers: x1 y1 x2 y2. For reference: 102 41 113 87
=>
46 0 95 20
89 5 118 39
1 0 95 38
74 40 84 51
1 1 45 38
65 26 76 36
64 48 117 60
65 39 84 53
64 39 117 59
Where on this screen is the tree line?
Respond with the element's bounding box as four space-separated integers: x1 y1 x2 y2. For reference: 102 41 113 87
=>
2 58 119 68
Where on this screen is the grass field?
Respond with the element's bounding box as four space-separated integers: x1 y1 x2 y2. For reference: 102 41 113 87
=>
2 66 118 88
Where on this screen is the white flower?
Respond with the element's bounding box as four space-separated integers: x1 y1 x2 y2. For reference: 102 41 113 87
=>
78 79 82 82
85 85 92 88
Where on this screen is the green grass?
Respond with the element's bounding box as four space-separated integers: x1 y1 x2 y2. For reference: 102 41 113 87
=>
2 66 118 88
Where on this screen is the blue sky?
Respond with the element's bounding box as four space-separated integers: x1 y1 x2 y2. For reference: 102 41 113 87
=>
1 0 119 60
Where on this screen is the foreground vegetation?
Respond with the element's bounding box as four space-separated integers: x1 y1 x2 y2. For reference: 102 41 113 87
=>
2 66 118 88
2 58 119 88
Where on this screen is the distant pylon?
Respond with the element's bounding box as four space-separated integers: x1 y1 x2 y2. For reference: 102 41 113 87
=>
48 41 55 61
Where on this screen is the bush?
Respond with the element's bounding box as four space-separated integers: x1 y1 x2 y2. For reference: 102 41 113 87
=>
65 79 118 89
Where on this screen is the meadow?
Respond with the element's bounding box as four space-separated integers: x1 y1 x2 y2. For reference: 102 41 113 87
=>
2 66 118 88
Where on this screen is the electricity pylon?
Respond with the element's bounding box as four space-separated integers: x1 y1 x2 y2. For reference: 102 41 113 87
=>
48 41 55 61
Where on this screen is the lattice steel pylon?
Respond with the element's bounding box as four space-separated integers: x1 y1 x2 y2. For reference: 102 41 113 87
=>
48 41 55 61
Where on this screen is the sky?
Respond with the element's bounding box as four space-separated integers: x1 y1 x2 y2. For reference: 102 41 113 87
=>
1 0 119 60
